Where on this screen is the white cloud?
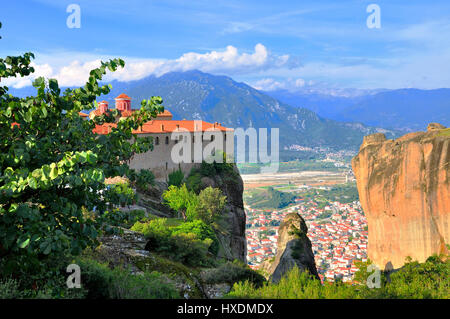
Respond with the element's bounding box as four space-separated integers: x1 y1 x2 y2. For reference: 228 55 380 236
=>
2 62 54 88
3 44 299 88
251 77 307 91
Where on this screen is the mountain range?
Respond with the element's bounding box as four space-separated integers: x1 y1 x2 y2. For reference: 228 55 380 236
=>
265 88 450 131
9 70 402 154
103 71 402 152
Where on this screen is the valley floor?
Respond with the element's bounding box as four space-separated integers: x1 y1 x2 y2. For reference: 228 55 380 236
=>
242 168 367 283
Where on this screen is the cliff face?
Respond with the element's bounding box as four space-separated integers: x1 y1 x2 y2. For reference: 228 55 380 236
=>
199 164 247 262
94 164 248 299
137 164 246 262
261 213 319 283
352 123 450 269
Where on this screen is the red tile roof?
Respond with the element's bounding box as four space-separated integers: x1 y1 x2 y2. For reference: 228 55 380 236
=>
89 107 173 120
93 120 232 135
154 110 173 118
115 93 131 100
119 110 136 117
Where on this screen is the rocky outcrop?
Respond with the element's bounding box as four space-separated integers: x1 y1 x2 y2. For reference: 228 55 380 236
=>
352 123 450 269
92 228 206 298
91 163 247 299
198 164 247 262
136 164 246 262
261 213 319 283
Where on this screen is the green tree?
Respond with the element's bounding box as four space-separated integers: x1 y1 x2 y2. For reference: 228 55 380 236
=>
168 169 184 187
0 22 164 281
130 169 155 192
162 184 198 221
196 186 226 226
106 182 137 208
172 219 219 255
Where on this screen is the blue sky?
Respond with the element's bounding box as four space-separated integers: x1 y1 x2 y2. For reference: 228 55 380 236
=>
1 0 450 92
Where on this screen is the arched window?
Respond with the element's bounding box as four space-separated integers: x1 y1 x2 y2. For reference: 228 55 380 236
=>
211 135 215 141
155 136 159 145
165 136 169 144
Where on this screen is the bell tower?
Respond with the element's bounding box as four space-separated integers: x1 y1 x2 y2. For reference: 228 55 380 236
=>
98 100 108 114
115 93 131 111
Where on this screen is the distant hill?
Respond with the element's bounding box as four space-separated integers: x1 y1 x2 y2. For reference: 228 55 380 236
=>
8 70 397 152
265 88 450 131
263 89 367 119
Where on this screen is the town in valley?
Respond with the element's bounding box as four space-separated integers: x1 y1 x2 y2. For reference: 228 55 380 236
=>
241 158 368 283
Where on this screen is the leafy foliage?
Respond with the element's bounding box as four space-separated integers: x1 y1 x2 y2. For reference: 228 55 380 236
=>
196 186 226 227
106 182 137 208
100 209 146 229
129 169 155 193
131 217 218 266
168 169 184 187
185 170 203 194
137 184 229 265
199 152 236 177
202 260 265 287
0 278 24 299
0 22 164 284
172 219 219 255
227 255 450 299
76 258 180 299
163 184 226 227
162 184 198 221
185 154 236 194
0 253 87 298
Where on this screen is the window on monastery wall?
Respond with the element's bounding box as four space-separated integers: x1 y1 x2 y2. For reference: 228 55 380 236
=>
155 136 159 145
165 136 169 144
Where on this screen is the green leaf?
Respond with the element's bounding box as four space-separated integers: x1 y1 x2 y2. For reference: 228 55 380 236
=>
49 78 59 91
28 176 39 189
32 76 45 88
49 163 58 179
24 110 32 122
86 151 97 164
41 105 48 118
17 238 30 249
43 244 52 255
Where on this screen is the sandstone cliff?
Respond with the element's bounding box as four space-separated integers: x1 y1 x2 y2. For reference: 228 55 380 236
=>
261 213 319 283
198 164 247 262
352 123 449 269
137 164 247 262
93 163 248 298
